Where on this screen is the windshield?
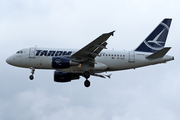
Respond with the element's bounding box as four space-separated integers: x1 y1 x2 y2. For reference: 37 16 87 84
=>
16 51 23 54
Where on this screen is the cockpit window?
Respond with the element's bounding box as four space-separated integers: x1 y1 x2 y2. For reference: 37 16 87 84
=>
16 51 23 54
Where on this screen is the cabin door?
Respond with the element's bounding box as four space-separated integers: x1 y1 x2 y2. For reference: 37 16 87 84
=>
29 47 36 58
128 51 135 63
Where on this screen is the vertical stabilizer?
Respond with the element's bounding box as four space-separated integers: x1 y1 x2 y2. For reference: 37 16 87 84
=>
135 18 172 53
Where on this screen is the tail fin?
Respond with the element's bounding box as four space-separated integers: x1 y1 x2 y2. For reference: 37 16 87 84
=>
135 18 172 53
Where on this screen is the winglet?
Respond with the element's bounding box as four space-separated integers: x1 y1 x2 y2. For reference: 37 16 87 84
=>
109 30 115 36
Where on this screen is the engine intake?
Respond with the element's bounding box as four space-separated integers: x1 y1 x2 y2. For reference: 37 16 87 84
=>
54 71 80 82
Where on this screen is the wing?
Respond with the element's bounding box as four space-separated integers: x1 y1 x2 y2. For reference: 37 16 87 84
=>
71 31 115 63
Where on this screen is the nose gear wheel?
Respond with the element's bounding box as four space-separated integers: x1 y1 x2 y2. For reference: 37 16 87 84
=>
29 75 34 80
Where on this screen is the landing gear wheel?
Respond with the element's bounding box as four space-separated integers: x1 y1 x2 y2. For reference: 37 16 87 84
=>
29 75 34 80
84 71 90 79
84 80 90 87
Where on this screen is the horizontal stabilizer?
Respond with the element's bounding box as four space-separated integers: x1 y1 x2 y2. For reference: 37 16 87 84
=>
146 47 171 58
92 73 112 79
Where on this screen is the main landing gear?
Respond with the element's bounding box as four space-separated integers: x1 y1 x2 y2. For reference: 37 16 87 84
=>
83 71 91 87
29 67 35 80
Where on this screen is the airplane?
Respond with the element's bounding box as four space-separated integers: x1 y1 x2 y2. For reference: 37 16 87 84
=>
6 18 174 87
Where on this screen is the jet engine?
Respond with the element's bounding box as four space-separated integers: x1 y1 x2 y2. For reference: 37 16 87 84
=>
54 71 80 82
52 57 78 69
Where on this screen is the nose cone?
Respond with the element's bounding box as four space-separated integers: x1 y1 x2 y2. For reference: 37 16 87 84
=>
6 54 24 67
6 56 12 65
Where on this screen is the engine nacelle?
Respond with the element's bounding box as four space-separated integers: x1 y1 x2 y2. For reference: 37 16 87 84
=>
54 71 80 82
52 57 78 69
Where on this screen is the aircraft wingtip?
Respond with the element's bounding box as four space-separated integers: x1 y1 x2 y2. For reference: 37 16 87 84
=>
109 30 115 36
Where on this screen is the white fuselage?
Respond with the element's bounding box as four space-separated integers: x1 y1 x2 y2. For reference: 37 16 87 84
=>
6 47 174 73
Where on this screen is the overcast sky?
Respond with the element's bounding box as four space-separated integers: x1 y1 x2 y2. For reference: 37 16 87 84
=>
1 0 180 120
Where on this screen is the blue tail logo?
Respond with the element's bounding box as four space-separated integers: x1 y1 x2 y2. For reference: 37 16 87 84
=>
135 18 172 53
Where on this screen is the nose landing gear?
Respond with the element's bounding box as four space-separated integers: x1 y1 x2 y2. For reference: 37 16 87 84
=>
29 67 35 80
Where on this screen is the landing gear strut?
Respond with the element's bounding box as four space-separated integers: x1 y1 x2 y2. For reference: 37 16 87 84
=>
83 71 91 87
29 67 35 80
